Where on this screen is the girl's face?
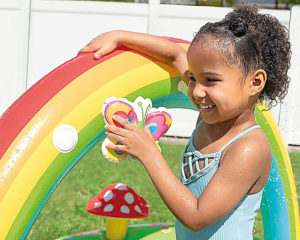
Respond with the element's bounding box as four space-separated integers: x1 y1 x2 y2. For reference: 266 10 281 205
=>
187 40 253 125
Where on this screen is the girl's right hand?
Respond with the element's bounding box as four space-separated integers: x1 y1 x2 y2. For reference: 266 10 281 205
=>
78 31 120 59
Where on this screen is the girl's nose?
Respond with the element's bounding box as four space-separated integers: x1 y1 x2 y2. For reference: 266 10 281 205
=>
193 83 206 98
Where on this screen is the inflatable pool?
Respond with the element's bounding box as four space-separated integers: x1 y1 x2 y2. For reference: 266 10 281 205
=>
0 38 299 240
57 224 176 240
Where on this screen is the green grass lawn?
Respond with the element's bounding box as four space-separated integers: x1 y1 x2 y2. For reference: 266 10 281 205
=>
28 141 300 240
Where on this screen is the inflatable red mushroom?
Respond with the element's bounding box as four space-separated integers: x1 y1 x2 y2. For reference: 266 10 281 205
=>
87 183 150 240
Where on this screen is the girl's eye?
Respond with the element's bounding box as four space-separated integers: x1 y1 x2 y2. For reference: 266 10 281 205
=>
207 78 218 83
189 76 196 82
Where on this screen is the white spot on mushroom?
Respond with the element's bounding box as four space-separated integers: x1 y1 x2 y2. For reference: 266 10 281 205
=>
115 183 127 190
134 205 142 214
94 202 101 208
104 204 114 212
124 193 134 204
104 190 113 202
120 205 130 214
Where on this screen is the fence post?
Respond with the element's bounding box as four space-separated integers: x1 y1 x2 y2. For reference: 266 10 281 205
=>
278 6 300 146
147 0 160 34
19 0 31 92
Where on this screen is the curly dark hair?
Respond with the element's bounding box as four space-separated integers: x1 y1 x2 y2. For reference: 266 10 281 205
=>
192 3 291 108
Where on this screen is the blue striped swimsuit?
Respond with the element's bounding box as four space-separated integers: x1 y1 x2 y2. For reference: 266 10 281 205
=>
175 120 263 239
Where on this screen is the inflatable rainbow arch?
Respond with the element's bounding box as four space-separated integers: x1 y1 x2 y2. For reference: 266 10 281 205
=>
0 38 299 240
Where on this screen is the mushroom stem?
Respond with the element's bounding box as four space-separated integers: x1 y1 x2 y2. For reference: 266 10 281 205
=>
106 218 128 240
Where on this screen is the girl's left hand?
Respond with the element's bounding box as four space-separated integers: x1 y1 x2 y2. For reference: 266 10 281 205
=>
105 115 159 161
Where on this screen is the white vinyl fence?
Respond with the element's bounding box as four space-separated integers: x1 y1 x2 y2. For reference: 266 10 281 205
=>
0 0 299 146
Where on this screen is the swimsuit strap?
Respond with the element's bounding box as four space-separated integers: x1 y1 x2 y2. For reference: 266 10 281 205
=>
182 121 260 184
190 120 260 154
218 125 261 153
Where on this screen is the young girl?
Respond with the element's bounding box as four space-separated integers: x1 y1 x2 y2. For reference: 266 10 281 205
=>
79 4 290 239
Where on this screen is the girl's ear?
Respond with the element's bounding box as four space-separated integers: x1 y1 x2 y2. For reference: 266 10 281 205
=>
250 69 267 96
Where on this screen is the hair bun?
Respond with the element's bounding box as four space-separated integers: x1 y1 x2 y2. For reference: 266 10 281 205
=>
228 17 248 37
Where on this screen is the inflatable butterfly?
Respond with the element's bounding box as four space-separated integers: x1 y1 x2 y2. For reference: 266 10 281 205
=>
101 96 172 163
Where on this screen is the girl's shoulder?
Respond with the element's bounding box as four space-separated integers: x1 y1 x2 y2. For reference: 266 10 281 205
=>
221 127 272 193
223 126 271 165
229 126 269 153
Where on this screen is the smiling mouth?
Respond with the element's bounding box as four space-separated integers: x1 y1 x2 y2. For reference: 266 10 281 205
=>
199 104 215 111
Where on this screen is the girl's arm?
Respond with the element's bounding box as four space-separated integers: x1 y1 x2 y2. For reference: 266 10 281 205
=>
105 115 271 231
79 30 189 84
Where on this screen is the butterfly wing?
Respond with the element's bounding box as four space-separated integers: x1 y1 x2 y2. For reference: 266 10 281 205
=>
102 97 138 128
102 97 138 162
145 108 172 140
101 138 128 163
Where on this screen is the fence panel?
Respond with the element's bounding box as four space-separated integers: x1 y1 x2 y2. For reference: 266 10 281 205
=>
0 0 297 145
